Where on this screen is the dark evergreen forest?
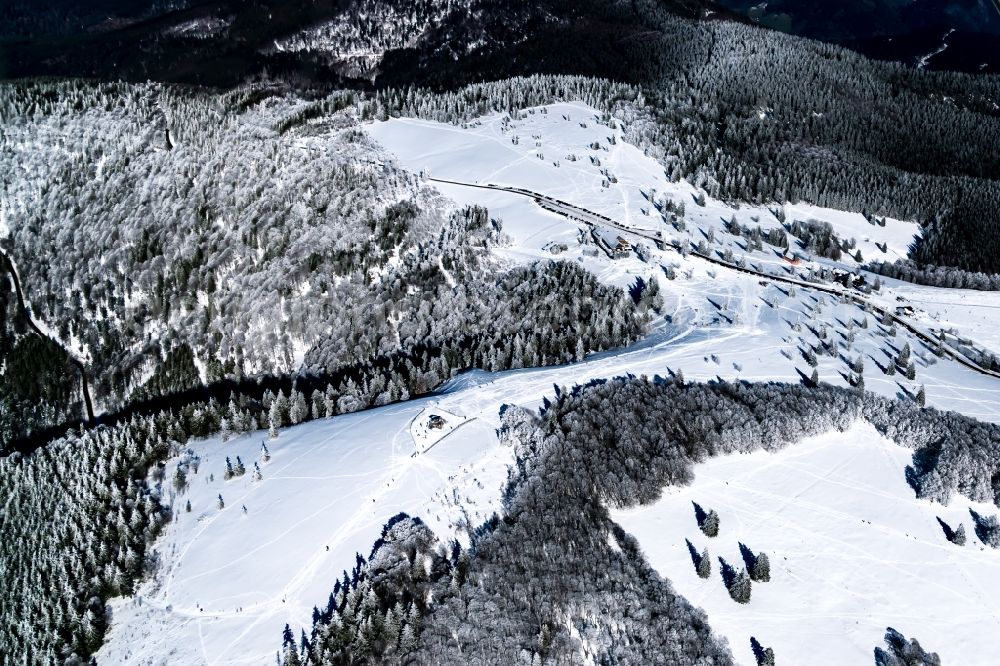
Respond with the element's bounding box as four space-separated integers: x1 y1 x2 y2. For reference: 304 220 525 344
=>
277 376 988 664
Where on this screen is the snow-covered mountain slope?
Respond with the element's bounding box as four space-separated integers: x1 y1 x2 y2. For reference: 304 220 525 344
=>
615 420 1000 665
369 101 921 266
98 101 1000 664
97 396 510 665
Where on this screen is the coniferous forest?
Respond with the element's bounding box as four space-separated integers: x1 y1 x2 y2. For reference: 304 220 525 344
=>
1 0 998 663
277 376 982 664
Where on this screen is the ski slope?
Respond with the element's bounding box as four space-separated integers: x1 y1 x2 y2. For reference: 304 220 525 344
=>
98 101 1000 664
614 421 1000 665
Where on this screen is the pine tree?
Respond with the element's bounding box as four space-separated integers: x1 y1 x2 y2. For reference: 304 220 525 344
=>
173 465 187 492
852 356 864 374
917 384 926 407
399 624 418 654
324 386 337 418
751 637 776 666
906 361 916 380
224 456 234 481
268 400 280 438
311 391 325 419
281 624 302 666
227 400 243 436
235 456 246 476
289 390 308 425
701 509 720 537
952 523 967 546
728 567 752 604
261 441 270 462
697 548 711 578
751 552 770 582
253 462 262 482
385 602 404 650
270 390 289 438
810 368 819 387
217 493 225 510
185 499 191 512
898 342 911 367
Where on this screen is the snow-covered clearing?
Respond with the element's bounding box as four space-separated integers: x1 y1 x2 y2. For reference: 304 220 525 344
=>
614 421 1000 665
99 397 510 665
98 102 1000 664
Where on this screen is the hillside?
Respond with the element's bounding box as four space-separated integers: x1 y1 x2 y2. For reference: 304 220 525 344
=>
3 6 1000 665
72 100 1000 664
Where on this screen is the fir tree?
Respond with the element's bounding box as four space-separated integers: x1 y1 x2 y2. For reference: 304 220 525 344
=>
751 552 770 582
697 548 711 579
952 523 967 546
898 343 911 367
289 390 308 425
751 637 776 666
173 465 187 492
728 567 752 604
701 509 720 538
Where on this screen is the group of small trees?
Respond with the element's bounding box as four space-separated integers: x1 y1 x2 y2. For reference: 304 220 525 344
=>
223 456 246 480
690 505 770 605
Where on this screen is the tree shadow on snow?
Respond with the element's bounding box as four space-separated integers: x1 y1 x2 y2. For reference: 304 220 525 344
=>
692 501 708 529
718 556 737 588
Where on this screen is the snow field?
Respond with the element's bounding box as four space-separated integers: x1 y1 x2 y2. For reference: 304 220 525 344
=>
614 421 1000 665
98 400 511 665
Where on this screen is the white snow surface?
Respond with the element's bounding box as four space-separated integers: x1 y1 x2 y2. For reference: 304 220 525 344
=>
614 421 1000 665
98 102 1000 664
99 398 511 665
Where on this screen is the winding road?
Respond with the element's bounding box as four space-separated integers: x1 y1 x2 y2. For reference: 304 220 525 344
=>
429 177 1000 381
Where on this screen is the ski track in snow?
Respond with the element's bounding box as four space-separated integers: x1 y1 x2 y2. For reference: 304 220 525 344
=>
98 102 1000 665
